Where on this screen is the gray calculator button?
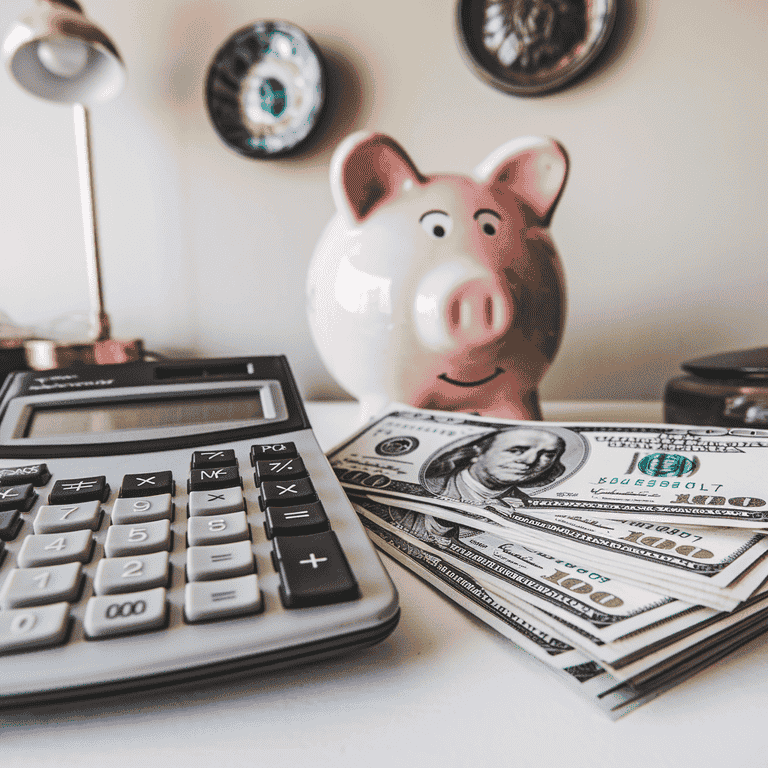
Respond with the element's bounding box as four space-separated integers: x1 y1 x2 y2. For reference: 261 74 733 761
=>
188 487 245 517
33 501 102 534
93 551 170 595
17 530 93 568
0 603 70 654
104 519 171 558
111 494 173 524
83 587 167 639
187 511 249 546
186 540 254 582
0 563 82 609
184 574 262 623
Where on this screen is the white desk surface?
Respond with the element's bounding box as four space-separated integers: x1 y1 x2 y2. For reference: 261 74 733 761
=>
5 402 766 768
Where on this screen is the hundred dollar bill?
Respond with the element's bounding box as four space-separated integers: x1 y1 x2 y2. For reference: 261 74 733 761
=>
364 510 768 711
351 496 696 642
481 573 768 685
351 500 743 667
358 492 768 611
328 404 768 528
359 515 645 718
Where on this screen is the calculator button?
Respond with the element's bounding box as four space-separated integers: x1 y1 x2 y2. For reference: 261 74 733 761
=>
188 487 245 517
260 478 317 508
184 574 262 623
93 551 170 595
187 511 249 546
0 563 82 609
0 464 51 488
264 502 330 538
104 520 172 558
191 450 237 469
83 587 167 639
33 501 102 534
17 530 93 568
119 472 174 498
0 484 37 512
272 532 359 608
186 541 254 582
0 603 70 654
188 466 242 492
250 442 297 464
48 476 109 505
0 510 23 541
111 494 173 525
254 457 307 485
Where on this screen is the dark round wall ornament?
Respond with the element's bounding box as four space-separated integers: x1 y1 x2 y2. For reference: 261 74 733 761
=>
456 0 616 96
206 20 326 158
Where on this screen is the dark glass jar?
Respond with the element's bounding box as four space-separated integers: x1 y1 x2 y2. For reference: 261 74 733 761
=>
664 348 768 427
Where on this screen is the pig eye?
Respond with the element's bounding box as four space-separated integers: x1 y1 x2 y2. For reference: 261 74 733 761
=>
420 211 453 239
474 209 501 237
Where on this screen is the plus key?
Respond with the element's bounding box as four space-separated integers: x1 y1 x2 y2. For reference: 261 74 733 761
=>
272 531 359 608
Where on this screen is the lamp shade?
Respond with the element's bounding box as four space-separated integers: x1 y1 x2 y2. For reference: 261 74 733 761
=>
2 0 125 105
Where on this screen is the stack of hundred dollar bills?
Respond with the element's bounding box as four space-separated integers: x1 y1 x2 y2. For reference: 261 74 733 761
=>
327 404 768 718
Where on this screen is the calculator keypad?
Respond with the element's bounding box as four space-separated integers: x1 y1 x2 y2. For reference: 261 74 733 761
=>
0 445 361 652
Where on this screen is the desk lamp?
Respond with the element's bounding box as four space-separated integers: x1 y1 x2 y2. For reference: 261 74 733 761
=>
3 0 144 369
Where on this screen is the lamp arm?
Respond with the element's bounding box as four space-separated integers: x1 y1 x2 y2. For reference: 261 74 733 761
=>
73 102 110 342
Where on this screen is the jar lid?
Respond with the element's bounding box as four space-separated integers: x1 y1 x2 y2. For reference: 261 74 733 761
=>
682 347 768 380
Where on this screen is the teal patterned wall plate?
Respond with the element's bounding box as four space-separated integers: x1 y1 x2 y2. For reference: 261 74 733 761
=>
206 20 326 158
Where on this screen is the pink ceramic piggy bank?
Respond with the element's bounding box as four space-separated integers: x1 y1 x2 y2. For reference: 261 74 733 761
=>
306 132 568 420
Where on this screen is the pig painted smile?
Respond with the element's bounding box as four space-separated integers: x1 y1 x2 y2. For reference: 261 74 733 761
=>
438 368 505 387
307 132 568 420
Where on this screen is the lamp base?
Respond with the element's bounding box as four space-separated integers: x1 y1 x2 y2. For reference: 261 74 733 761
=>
24 338 144 370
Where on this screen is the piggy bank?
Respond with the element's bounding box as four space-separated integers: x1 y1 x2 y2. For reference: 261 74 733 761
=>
306 132 568 420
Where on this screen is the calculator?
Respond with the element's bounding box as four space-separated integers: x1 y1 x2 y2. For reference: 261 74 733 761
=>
0 356 399 706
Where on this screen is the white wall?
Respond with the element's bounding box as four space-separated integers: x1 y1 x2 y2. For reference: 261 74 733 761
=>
1 0 766 402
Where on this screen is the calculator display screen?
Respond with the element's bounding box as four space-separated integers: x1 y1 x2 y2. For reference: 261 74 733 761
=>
24 393 266 437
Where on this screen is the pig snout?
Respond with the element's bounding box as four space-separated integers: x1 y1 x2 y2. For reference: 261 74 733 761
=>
413 259 513 352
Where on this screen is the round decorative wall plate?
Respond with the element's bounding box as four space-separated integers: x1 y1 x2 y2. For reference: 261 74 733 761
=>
206 20 326 158
456 0 616 96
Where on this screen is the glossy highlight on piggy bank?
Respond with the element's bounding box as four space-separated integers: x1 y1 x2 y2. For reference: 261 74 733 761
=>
307 132 569 419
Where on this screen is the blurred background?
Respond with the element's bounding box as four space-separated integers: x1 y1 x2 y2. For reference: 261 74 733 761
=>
0 0 765 402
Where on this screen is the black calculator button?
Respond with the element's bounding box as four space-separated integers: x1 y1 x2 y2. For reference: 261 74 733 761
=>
250 442 297 465
191 450 238 469
0 510 22 541
273 532 359 608
0 464 51 488
120 472 174 498
0 484 38 511
264 502 329 538
188 466 242 492
48 477 109 505
259 478 317 508
254 457 307 485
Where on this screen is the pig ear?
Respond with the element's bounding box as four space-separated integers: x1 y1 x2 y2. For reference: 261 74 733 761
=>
331 132 426 224
474 137 568 226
